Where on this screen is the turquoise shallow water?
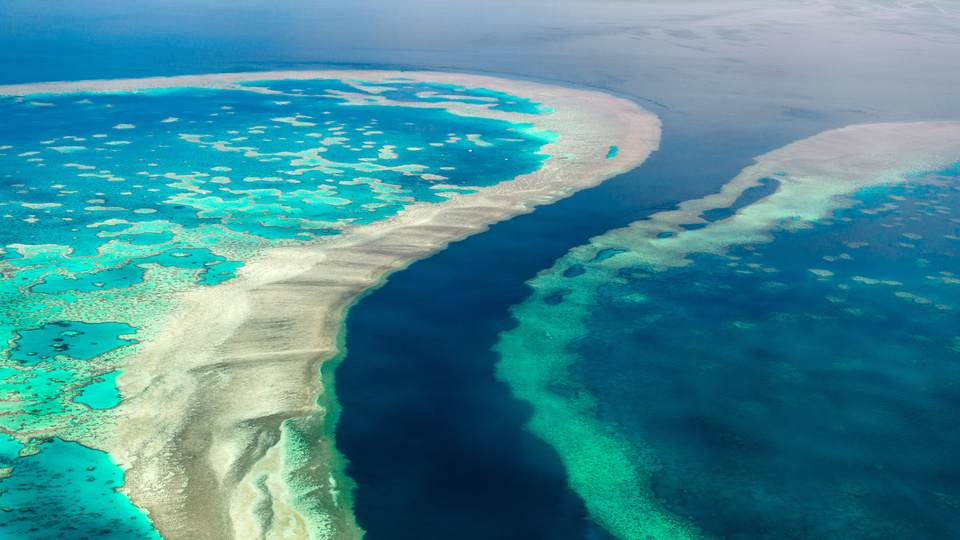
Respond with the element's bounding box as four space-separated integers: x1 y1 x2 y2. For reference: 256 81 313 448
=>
74 371 122 409
10 321 137 365
569 165 960 538
0 78 553 537
0 436 160 539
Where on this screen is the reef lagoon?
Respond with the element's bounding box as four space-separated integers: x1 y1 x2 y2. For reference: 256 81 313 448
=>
0 71 658 539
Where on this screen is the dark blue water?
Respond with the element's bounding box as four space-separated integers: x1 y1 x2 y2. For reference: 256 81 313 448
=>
334 112 836 538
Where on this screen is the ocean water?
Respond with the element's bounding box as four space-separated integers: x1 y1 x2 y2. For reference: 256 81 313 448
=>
0 77 554 536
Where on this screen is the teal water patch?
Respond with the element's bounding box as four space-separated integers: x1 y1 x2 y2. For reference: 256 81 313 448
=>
461 87 553 114
0 437 160 539
10 321 137 365
74 371 121 409
606 145 619 159
98 223 134 233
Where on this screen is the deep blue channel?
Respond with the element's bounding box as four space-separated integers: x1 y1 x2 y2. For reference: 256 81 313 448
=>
333 109 836 539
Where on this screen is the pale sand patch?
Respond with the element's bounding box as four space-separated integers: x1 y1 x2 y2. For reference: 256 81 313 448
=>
272 116 317 127
20 202 62 209
1 71 660 540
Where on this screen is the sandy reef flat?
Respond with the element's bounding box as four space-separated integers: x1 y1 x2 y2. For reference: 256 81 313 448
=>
0 71 660 539
495 121 960 540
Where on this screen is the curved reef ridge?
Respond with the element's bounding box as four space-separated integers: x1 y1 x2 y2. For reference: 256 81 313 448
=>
0 71 660 539
494 121 960 540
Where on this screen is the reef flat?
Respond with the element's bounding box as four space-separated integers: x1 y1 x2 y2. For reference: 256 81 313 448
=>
0 71 660 539
495 122 960 539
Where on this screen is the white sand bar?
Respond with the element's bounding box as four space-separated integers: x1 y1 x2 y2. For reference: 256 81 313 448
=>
0 71 660 539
